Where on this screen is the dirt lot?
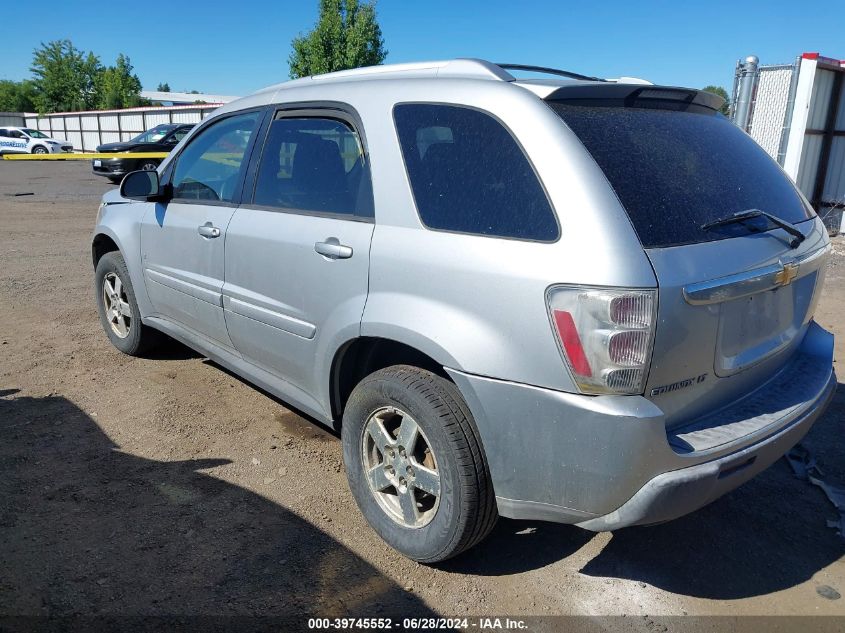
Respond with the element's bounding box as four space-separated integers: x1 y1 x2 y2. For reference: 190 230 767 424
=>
1 161 844 625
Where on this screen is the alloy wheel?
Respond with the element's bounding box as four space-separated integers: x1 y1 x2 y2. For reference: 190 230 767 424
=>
361 406 441 528
102 272 132 339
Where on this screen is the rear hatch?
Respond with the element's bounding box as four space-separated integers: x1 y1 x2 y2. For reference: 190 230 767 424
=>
548 87 830 426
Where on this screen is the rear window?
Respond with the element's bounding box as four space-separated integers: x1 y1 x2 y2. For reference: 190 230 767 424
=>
549 103 813 248
394 104 559 241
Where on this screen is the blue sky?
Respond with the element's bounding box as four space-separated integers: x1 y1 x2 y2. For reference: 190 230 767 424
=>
1 1 841 96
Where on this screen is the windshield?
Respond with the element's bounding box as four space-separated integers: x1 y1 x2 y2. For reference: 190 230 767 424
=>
550 102 813 248
131 125 176 144
23 129 48 138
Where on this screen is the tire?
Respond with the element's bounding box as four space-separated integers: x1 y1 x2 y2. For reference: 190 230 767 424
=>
342 365 498 562
94 251 160 356
31 146 48 155
139 160 159 171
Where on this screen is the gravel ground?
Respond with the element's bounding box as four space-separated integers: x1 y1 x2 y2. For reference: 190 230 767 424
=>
1 161 844 625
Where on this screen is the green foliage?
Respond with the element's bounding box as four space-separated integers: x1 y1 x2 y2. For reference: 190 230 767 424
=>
702 85 731 115
0 79 37 112
30 40 102 112
289 0 386 79
28 40 145 113
157 82 171 92
97 54 143 109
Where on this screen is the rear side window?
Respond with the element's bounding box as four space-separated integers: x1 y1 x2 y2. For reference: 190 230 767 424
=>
252 116 373 216
550 103 812 248
393 104 558 241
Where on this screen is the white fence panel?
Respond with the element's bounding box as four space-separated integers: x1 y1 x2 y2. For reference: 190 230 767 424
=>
99 114 119 132
144 112 171 126
65 131 83 149
0 113 25 126
172 110 202 124
81 114 99 131
81 131 100 151
12 104 220 150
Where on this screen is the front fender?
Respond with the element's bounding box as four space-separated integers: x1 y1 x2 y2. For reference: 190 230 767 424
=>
93 201 152 319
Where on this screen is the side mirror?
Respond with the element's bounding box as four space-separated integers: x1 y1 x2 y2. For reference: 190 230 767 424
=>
120 170 166 201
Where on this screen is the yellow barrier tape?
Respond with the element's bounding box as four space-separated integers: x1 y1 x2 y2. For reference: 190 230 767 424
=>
2 152 170 160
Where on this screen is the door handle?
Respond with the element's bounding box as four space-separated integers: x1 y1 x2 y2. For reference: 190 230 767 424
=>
314 237 353 260
197 222 221 239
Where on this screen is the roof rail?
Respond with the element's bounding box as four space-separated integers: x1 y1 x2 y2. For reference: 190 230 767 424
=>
496 63 606 83
307 59 514 82
261 59 610 95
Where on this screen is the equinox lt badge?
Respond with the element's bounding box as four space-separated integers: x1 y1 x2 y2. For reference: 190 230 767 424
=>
650 374 708 397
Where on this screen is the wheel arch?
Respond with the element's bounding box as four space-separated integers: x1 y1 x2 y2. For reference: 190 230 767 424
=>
329 335 455 424
92 231 121 268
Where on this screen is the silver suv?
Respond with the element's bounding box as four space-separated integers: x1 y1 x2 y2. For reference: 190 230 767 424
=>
92 60 836 562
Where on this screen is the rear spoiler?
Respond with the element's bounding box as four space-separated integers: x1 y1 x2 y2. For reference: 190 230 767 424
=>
544 84 726 112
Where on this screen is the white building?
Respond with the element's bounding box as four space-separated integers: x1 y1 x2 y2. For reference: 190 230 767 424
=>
139 90 239 106
732 53 845 234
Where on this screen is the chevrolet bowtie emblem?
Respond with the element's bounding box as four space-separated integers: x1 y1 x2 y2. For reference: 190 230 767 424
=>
774 262 799 287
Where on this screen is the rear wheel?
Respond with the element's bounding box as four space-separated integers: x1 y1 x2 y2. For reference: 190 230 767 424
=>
95 252 160 356
342 365 497 562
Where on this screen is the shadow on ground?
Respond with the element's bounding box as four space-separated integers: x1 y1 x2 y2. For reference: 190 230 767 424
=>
446 384 845 600
0 390 432 621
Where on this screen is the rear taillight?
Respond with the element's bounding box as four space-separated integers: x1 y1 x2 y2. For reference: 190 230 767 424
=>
547 286 657 395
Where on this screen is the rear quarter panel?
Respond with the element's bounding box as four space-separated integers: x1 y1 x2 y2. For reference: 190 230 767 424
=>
349 78 658 390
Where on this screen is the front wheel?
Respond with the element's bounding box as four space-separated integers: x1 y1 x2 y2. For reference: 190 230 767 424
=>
31 146 48 155
139 160 159 171
342 365 497 562
95 252 161 356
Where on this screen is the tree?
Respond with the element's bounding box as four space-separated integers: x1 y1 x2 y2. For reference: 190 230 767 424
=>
157 82 171 92
289 0 386 79
97 54 143 109
702 85 731 115
30 40 102 113
0 80 37 112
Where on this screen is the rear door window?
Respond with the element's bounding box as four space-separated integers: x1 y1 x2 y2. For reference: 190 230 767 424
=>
393 104 559 241
549 102 813 248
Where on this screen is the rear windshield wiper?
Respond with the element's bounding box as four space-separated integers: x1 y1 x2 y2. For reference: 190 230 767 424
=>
701 209 805 248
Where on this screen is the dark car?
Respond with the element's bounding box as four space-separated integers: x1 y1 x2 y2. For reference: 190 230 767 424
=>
92 124 194 183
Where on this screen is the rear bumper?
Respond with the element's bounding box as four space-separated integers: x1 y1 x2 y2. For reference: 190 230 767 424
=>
577 370 835 530
446 321 836 529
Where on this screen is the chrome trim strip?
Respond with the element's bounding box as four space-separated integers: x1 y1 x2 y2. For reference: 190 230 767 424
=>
683 245 831 306
683 263 783 305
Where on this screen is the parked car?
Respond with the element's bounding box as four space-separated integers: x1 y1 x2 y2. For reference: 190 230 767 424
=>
91 59 835 562
92 124 194 183
0 126 73 154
